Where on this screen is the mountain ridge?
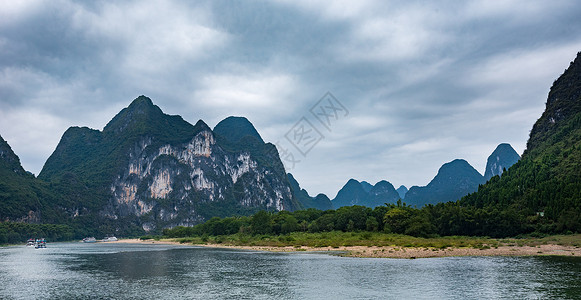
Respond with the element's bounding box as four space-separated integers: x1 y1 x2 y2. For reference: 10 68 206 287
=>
332 179 400 208
36 96 300 235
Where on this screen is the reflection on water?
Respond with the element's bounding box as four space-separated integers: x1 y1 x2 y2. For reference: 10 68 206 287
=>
1 242 580 299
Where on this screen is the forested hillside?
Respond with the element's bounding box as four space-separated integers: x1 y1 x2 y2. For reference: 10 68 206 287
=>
461 52 581 233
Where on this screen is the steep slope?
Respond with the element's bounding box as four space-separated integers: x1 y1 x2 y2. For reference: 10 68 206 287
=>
0 135 58 223
333 179 400 208
484 143 520 180
461 52 581 232
405 159 485 207
0 135 26 176
287 173 332 210
39 96 298 235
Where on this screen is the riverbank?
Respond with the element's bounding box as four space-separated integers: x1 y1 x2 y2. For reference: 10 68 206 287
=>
111 238 183 245
195 243 581 258
126 232 581 258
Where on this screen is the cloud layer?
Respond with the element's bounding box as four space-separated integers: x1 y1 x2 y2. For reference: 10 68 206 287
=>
1 0 581 197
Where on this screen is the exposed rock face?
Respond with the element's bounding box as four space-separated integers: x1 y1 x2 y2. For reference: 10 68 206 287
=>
39 96 298 233
484 143 520 180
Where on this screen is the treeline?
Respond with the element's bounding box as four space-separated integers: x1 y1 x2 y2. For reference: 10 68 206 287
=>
0 222 74 244
163 198 573 239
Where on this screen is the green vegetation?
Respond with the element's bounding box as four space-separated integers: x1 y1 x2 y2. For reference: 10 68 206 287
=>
163 200 578 240
460 53 581 234
0 222 74 245
172 231 502 249
163 204 581 249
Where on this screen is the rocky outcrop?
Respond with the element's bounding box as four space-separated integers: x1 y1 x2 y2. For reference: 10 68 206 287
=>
39 96 298 233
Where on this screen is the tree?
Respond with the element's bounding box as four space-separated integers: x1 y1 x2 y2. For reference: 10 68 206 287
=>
251 210 272 234
383 207 411 234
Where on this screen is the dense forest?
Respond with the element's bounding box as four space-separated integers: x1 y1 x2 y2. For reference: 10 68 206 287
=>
163 199 569 240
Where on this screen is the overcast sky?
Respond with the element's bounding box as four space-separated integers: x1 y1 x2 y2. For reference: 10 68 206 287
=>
1 0 581 198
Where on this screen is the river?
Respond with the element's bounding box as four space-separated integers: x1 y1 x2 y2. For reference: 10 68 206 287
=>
1 242 580 299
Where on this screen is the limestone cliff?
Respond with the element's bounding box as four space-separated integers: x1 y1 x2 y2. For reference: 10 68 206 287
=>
39 96 298 234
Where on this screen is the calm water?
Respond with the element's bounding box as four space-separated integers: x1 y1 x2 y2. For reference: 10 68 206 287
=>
1 243 580 299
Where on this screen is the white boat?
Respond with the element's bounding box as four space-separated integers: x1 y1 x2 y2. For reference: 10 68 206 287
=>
82 237 97 243
101 236 118 242
26 239 35 247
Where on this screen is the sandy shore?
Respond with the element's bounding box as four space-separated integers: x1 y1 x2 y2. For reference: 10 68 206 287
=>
110 238 184 245
199 243 581 258
111 239 581 259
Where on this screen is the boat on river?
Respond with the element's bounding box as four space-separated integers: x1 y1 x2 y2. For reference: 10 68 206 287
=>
34 238 46 249
101 236 118 242
82 237 97 243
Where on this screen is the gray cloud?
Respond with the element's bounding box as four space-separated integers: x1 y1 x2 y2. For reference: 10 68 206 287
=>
1 0 581 197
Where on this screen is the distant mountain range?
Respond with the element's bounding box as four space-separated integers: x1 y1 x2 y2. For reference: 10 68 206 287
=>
332 179 401 208
404 159 486 207
326 144 521 209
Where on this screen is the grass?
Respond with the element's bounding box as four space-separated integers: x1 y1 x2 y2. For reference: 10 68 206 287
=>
166 232 581 249
499 234 581 247
167 231 505 249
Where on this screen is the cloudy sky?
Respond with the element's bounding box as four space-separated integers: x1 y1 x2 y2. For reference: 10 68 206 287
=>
1 0 581 198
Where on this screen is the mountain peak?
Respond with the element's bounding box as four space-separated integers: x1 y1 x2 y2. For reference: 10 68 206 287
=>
194 119 211 131
333 178 399 208
405 159 485 207
0 134 26 175
433 159 483 182
436 159 475 176
103 95 165 134
372 180 395 190
484 143 520 180
130 95 155 107
213 116 264 144
396 185 408 199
